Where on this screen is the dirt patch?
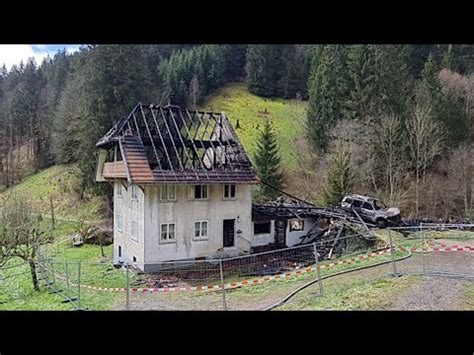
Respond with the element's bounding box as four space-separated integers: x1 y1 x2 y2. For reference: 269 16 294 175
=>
387 276 473 310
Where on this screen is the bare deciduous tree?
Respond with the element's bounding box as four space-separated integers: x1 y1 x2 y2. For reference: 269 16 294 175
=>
0 195 53 290
373 114 405 206
406 105 444 216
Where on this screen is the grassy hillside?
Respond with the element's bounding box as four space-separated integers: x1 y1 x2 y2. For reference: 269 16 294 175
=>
202 82 308 172
0 164 106 222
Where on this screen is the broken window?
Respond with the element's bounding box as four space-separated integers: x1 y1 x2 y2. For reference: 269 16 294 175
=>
223 184 236 200
160 185 176 202
160 223 176 242
254 221 271 235
194 221 209 240
191 185 208 200
352 199 362 208
131 220 138 241
362 202 373 210
289 219 304 231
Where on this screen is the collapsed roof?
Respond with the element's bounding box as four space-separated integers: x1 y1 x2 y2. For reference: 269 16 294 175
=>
96 104 259 185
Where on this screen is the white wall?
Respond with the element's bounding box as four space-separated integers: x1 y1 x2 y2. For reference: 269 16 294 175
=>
286 217 318 247
143 184 253 263
113 181 145 265
251 221 275 246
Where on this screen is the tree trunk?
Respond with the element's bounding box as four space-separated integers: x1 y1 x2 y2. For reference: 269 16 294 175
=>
29 260 39 291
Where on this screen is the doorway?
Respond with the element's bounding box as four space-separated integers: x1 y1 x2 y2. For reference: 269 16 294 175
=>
274 220 287 248
223 219 235 247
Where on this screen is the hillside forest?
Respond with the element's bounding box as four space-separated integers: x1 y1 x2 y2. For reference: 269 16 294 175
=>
0 44 473 220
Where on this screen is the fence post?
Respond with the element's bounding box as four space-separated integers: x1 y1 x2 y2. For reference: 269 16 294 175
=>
219 258 228 311
314 242 323 297
420 223 426 275
126 263 130 310
388 228 398 276
77 261 81 310
65 260 70 298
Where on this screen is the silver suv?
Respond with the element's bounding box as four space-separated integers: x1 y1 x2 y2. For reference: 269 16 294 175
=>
340 194 401 227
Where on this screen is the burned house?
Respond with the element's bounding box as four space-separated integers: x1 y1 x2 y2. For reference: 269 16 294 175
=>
96 104 260 270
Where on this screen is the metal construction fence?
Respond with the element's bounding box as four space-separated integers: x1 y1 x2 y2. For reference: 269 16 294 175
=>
1 224 472 310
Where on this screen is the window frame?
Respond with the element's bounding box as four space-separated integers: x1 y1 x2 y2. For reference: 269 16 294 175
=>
193 220 209 241
190 185 209 201
131 184 139 201
160 222 177 244
254 221 272 235
160 185 177 202
131 220 138 242
223 184 236 200
289 219 305 232
116 213 123 233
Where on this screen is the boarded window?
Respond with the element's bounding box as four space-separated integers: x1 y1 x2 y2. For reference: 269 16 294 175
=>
160 223 176 242
289 219 304 231
254 221 271 235
194 221 209 240
223 184 236 200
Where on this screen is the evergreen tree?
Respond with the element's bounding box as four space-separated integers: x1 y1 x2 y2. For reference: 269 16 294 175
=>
374 45 412 119
306 45 349 151
254 120 284 200
321 143 356 206
346 45 378 119
246 45 285 97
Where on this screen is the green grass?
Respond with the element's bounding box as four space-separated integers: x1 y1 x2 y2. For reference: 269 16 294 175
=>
459 284 474 310
0 164 106 222
374 229 474 250
278 275 419 310
202 82 308 172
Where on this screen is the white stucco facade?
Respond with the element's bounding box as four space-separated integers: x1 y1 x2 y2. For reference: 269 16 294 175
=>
113 181 253 270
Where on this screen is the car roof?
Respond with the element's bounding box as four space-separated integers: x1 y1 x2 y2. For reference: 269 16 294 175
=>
344 194 377 202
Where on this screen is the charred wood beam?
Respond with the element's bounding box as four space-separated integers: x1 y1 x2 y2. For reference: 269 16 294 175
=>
141 137 236 149
160 107 185 171
168 108 199 178
139 105 163 171
177 109 209 179
149 106 177 180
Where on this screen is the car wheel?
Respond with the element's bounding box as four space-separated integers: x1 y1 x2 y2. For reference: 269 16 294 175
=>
376 219 387 228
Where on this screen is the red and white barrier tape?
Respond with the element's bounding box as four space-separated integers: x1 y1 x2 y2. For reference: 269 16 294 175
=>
48 243 473 294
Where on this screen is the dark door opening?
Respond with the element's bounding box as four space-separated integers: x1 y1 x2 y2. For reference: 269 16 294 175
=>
275 220 287 248
223 219 235 247
118 245 122 257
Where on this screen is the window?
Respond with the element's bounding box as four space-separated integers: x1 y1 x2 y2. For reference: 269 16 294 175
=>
117 183 122 198
160 223 176 243
131 184 139 200
254 221 271 235
362 202 373 210
118 246 122 258
289 219 305 231
116 213 123 232
191 185 208 200
223 184 236 200
194 221 209 240
133 256 137 262
131 220 138 241
160 185 176 202
352 199 362 208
